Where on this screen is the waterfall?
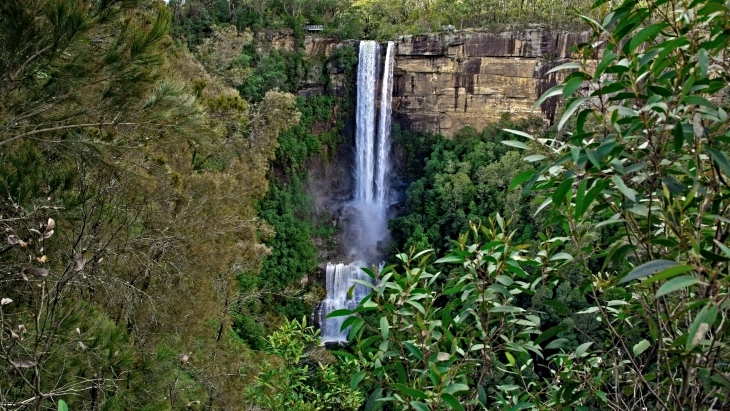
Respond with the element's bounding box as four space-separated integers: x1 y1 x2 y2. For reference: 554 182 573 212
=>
376 41 395 204
354 40 380 203
317 261 372 343
316 40 396 344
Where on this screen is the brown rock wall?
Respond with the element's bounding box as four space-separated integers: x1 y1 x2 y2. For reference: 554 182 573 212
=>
266 28 592 137
392 29 591 137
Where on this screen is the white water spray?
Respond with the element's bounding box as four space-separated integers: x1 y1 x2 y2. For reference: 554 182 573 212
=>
316 41 396 343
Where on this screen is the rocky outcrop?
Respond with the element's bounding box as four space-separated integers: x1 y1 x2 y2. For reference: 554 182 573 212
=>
295 29 591 137
391 29 591 136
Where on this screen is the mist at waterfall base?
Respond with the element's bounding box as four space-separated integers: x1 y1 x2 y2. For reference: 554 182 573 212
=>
315 40 395 344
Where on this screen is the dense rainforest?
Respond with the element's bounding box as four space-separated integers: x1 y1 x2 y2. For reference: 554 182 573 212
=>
1 0 729 410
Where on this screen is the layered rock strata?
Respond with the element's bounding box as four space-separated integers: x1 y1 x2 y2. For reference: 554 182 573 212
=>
293 29 590 137
391 29 591 137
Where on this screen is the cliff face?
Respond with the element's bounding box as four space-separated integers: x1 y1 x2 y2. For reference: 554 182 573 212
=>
391 29 591 136
293 29 590 137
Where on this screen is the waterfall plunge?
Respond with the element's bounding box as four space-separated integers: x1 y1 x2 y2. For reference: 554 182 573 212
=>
316 41 395 344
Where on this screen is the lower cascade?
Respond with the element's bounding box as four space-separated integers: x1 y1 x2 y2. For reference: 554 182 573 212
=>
315 40 395 343
315 261 372 343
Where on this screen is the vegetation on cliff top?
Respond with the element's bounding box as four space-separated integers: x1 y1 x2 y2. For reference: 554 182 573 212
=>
170 0 599 43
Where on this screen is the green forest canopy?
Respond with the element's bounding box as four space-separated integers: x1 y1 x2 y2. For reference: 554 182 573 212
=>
170 0 599 43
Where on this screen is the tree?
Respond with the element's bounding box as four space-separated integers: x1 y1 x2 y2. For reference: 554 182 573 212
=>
0 0 170 148
333 215 583 410
0 1 304 408
501 0 730 408
251 317 364 411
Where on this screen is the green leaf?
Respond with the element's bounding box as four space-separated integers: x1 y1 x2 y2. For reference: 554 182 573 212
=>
700 249 730 262
535 325 569 345
673 122 685 151
502 140 529 150
503 128 535 140
364 388 383 411
350 371 366 390
505 351 516 367
697 48 708 78
683 95 715 108
349 317 365 340
510 170 535 190
559 97 589 131
498 384 520 391
380 317 389 340
595 50 618 76
510 403 536 411
441 393 465 411
331 350 357 360
443 286 463 296
642 264 693 286
327 309 353 318
552 177 574 207
550 252 574 261
357 335 380 351
628 22 668 53
522 165 548 197
406 300 426 315
395 361 408 383
686 304 718 352
546 338 570 350
633 339 650 356
58 400 69 411
351 279 376 290
573 177 586 214
392 383 428 399
534 197 552 216
443 383 470 395
714 239 730 259
523 154 546 162
489 305 525 313
577 179 608 219
655 276 703 298
707 147 730 177
532 84 563 110
619 260 679 284
410 401 430 411
435 255 466 264
575 342 593 357
605 243 637 269
563 77 584 97
403 341 423 360
477 385 487 405
546 62 582 75
611 175 637 202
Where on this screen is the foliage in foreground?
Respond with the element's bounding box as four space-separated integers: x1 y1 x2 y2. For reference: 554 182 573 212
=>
251 317 364 411
0 0 301 409
318 0 730 409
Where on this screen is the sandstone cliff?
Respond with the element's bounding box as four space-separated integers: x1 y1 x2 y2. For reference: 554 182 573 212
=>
391 29 590 137
295 29 590 137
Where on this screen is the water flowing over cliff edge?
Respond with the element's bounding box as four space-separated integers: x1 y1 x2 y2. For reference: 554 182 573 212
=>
315 41 395 343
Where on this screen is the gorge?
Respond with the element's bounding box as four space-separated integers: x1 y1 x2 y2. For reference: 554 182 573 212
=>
308 30 590 342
